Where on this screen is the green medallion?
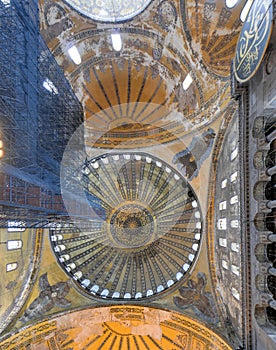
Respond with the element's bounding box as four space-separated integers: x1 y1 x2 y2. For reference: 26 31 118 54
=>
234 0 273 83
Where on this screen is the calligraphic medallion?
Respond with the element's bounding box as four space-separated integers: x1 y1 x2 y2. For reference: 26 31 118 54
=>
234 0 273 83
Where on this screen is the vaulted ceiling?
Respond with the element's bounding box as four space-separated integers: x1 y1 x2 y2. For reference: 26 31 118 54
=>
0 0 250 348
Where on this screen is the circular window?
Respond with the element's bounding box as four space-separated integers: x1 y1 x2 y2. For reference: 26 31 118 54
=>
63 0 153 22
50 153 202 300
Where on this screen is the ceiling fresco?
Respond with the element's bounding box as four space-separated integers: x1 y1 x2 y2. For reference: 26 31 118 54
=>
0 228 42 334
63 0 153 22
38 0 246 148
0 0 251 348
181 0 247 77
51 152 203 301
0 306 233 350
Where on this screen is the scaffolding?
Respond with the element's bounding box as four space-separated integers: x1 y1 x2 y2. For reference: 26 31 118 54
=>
0 0 84 227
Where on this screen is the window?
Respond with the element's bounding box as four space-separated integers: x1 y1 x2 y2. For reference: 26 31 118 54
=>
0 139 3 158
230 147 238 161
182 73 193 91
240 0 254 22
231 287 240 300
217 218 227 230
231 242 240 252
68 45 82 65
231 220 239 228
7 240 22 250
230 195 239 204
225 0 238 8
7 220 25 232
231 265 240 276
230 171 238 182
43 78 58 95
221 179 227 189
6 262 18 272
219 238 227 247
54 245 66 252
219 201 227 210
222 260 229 269
0 0 10 7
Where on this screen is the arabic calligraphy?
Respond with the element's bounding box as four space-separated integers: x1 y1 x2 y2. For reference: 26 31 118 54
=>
234 0 273 83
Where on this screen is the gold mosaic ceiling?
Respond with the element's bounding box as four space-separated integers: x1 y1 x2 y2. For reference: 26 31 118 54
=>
52 153 202 300
0 1 249 348
63 0 153 22
39 0 246 148
0 306 233 350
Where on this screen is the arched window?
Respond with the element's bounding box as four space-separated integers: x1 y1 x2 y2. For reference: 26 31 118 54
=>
7 240 23 250
225 0 239 8
230 147 238 161
230 195 239 204
240 0 254 22
219 238 227 247
231 220 239 228
6 262 18 272
217 218 227 230
7 220 25 232
230 171 238 182
221 179 227 188
222 260 229 269
231 265 240 276
231 287 240 300
231 242 240 252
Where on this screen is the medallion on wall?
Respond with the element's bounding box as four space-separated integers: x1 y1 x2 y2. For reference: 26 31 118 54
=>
234 0 273 83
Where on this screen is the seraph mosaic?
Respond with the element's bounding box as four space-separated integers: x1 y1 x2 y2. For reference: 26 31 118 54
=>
174 272 219 324
172 128 215 180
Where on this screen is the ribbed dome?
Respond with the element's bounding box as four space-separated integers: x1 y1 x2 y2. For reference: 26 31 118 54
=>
51 152 202 300
63 0 153 22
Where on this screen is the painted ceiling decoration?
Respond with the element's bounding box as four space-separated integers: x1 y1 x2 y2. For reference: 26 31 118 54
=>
180 0 247 77
63 0 153 22
0 0 257 348
234 0 273 83
51 152 202 300
0 229 43 334
39 0 243 148
0 306 233 350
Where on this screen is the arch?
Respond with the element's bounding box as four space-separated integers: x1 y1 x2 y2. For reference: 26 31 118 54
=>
0 306 234 350
253 150 268 170
255 274 270 293
267 242 276 266
255 243 269 263
254 212 268 231
253 181 269 201
266 210 276 232
267 275 276 299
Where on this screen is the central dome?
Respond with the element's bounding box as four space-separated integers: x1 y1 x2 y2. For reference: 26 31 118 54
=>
110 203 155 248
51 153 202 300
63 0 152 22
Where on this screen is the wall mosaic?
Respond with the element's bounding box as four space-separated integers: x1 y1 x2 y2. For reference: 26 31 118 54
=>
0 306 233 350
